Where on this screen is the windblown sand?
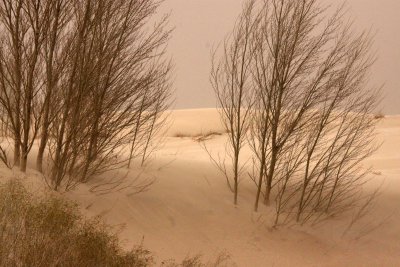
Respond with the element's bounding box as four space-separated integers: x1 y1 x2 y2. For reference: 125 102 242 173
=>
3 109 399 266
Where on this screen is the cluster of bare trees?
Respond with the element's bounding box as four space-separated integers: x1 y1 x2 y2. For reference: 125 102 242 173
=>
211 0 380 225
0 0 171 190
209 1 258 205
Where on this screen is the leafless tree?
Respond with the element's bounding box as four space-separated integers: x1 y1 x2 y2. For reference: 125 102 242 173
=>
140 88 171 166
210 0 260 205
36 0 72 173
246 0 380 224
127 73 171 168
0 0 171 187
46 0 171 191
0 0 54 171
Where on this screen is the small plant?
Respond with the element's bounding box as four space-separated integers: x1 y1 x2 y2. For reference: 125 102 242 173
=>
162 252 232 267
193 131 222 142
0 180 153 267
174 133 191 138
374 113 385 119
173 131 223 141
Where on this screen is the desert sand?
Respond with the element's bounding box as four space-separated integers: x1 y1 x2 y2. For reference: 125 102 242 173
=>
2 109 399 266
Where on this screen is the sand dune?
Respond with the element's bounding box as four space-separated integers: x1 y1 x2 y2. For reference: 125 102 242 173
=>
3 109 399 266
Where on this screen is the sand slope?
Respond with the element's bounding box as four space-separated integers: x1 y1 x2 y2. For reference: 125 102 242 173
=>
3 109 400 266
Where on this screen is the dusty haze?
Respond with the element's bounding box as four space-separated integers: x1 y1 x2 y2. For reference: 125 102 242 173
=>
160 0 400 114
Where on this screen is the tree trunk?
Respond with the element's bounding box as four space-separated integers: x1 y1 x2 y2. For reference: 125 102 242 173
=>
254 161 265 211
20 149 27 172
264 149 277 205
13 139 20 167
36 122 49 172
233 150 239 205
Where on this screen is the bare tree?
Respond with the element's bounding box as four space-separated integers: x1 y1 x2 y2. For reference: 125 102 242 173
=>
140 83 171 166
36 0 72 173
246 0 380 224
127 66 172 168
47 0 171 191
210 0 259 205
0 0 53 171
0 0 24 168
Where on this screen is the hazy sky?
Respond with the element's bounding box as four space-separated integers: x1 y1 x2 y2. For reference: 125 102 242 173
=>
159 0 400 114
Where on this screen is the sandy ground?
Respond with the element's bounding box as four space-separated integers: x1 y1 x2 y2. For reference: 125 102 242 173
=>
2 109 399 266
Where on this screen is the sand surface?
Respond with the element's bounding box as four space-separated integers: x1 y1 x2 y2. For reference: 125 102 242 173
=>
2 109 399 266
